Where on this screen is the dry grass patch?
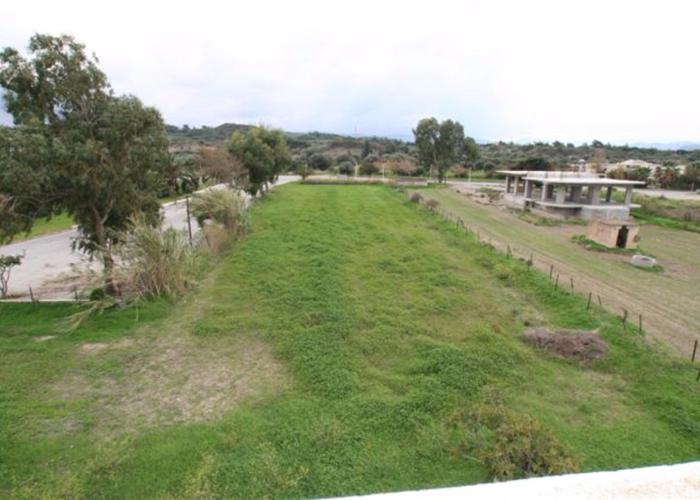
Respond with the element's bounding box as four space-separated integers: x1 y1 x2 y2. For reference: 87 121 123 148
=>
54 333 289 437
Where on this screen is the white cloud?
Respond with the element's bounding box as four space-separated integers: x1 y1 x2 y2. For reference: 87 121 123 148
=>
2 0 699 143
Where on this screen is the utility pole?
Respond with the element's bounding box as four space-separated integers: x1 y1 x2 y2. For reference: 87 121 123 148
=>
185 196 193 246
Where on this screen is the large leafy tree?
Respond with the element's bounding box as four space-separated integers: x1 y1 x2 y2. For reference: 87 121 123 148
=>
196 146 242 186
0 34 169 291
229 126 291 196
413 117 439 177
413 117 467 182
463 136 480 165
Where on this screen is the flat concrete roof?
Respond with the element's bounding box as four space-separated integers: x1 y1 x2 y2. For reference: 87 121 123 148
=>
534 201 641 209
498 171 645 186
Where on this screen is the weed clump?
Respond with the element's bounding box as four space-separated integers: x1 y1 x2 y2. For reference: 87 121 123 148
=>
453 400 580 480
523 328 607 363
191 188 249 237
425 199 440 211
410 192 423 203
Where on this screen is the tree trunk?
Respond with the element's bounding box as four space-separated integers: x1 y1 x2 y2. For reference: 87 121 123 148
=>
92 210 118 296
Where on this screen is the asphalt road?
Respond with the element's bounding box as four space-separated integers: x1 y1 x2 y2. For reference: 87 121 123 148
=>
0 176 299 301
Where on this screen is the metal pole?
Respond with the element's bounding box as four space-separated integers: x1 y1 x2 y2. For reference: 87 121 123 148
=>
186 196 193 246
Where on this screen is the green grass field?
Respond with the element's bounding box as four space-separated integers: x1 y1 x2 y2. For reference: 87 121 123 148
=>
409 187 700 354
10 212 75 242
1 184 699 497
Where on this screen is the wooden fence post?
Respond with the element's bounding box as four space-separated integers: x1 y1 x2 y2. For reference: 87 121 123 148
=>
570 277 574 294
638 314 643 334
622 309 628 330
555 273 560 289
29 286 35 302
587 292 592 311
692 340 698 362
549 264 553 280
597 295 602 307
186 196 193 246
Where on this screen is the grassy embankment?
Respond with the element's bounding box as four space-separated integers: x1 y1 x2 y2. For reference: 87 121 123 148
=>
630 194 700 233
1 184 698 497
9 212 75 242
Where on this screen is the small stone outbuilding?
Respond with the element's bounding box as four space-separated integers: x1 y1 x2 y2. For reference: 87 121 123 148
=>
586 219 640 249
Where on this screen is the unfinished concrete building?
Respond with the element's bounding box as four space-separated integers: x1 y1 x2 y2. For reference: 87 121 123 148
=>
499 171 645 221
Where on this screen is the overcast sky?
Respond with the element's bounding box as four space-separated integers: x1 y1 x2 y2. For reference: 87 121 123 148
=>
2 0 699 144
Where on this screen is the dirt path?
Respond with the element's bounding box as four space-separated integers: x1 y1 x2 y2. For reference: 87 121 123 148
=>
410 187 700 356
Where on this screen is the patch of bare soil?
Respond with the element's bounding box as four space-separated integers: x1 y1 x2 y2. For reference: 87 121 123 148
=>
78 338 133 355
454 186 504 206
523 328 607 363
54 334 288 437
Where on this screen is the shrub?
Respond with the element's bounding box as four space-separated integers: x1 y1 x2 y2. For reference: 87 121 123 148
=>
0 254 22 298
452 165 468 178
359 160 379 176
453 401 580 480
114 216 201 299
338 161 354 176
410 193 423 203
88 287 105 301
69 216 201 328
308 153 331 171
190 188 249 237
200 224 232 255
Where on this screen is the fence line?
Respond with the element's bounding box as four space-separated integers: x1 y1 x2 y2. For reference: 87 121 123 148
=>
414 192 700 378
415 194 648 332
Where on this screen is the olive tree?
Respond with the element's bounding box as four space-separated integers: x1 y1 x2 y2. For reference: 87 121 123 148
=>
413 117 467 182
0 34 170 293
229 126 291 196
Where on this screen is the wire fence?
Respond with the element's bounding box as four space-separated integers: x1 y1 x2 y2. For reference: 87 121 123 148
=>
410 192 700 380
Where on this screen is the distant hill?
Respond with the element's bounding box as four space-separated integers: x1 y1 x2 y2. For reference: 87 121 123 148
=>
631 142 700 151
166 123 252 144
166 123 412 159
166 123 700 170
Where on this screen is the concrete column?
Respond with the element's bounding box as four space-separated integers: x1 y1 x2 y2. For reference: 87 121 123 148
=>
606 186 613 203
514 177 521 195
571 186 582 202
590 186 601 205
506 176 512 193
541 183 548 201
556 185 566 204
624 187 633 205
525 180 533 198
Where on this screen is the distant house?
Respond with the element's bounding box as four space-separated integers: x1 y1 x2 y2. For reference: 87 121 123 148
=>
601 159 661 174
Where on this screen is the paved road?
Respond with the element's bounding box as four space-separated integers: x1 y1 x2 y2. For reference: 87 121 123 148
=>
634 188 700 201
0 176 299 301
